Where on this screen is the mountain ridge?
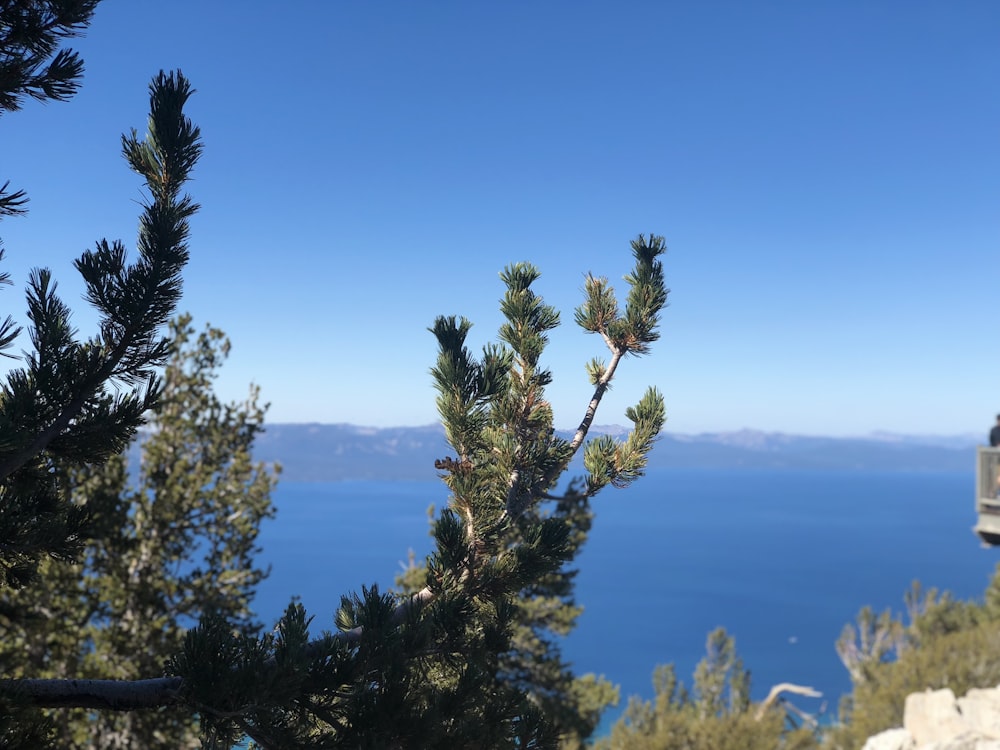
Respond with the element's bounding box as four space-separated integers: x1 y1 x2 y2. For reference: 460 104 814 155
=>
250 423 981 482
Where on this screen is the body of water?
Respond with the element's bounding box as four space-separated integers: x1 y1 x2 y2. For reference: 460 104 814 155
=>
253 467 994 727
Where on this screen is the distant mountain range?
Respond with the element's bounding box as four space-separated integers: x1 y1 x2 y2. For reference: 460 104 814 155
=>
252 424 983 482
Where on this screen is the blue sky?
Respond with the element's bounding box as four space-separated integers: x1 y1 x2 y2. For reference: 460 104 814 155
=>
1 1 996 436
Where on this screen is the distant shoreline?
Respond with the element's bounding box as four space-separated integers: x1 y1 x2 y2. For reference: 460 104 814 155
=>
239 424 980 482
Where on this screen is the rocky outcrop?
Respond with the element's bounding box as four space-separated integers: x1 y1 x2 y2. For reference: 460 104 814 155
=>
863 686 1000 750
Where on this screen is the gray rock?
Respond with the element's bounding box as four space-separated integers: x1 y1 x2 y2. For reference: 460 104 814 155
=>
865 685 1000 750
957 687 1000 737
923 733 1000 750
862 727 916 750
905 689 966 746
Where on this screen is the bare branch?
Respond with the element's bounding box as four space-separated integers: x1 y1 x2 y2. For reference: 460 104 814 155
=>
753 682 822 721
568 348 623 454
0 677 182 710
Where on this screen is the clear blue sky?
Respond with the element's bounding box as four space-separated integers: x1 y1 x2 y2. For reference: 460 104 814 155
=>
1 1 996 436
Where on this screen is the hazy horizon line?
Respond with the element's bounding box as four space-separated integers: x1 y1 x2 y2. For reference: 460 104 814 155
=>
260 421 985 443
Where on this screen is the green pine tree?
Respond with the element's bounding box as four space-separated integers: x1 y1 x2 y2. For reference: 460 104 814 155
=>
0 19 672 742
397 245 675 745
172 239 668 747
0 47 200 747
0 69 202 589
2 238 669 749
0 315 277 749
423 247 665 745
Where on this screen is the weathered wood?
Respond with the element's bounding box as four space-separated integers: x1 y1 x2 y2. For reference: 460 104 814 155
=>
754 682 822 721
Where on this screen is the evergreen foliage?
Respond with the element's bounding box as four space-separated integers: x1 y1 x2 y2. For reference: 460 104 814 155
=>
396 486 619 748
596 629 819 750
415 241 666 746
396 240 673 746
0 69 201 588
0 0 101 217
0 16 669 740
1 237 668 748
0 315 277 748
826 567 1000 749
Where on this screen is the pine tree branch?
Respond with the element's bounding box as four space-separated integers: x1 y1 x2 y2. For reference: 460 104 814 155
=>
0 587 439 711
315 585 436 652
568 347 623 455
505 332 624 519
0 388 102 481
0 677 183 710
0 72 200 485
0 220 181 482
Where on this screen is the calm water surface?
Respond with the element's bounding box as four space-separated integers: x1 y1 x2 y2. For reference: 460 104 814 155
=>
253 468 992 726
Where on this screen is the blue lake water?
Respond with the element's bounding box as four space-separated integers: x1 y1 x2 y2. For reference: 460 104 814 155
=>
253 467 994 729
